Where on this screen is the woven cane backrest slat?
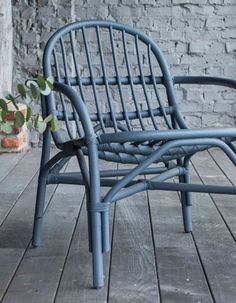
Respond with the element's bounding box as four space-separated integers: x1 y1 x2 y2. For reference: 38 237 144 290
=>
43 21 177 142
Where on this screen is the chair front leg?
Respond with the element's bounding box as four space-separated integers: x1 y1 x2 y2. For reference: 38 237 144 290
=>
32 130 51 247
87 139 104 288
32 174 47 247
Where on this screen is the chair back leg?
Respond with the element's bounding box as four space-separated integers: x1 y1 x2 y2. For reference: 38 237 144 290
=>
178 156 192 233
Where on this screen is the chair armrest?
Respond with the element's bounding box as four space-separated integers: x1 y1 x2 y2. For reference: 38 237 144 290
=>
173 75 236 90
53 82 95 138
99 127 236 144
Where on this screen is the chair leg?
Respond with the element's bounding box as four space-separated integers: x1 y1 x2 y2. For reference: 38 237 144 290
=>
86 140 104 288
181 193 192 233
101 211 110 253
179 157 192 233
91 211 104 288
32 128 51 247
32 176 47 247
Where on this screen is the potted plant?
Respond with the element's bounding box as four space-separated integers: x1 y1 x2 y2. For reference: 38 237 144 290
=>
0 75 58 138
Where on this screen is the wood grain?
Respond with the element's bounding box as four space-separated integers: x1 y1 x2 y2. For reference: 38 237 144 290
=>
190 151 236 303
108 190 160 303
148 188 213 303
0 149 41 225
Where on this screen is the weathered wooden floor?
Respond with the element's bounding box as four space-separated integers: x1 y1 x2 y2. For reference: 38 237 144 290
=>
0 148 235 303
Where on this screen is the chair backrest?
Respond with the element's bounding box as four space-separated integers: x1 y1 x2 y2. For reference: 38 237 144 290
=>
42 20 184 144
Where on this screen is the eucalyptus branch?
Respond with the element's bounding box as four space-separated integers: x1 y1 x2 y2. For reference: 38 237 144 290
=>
0 75 58 134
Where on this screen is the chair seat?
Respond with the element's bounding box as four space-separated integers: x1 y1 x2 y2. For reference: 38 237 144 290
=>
80 141 211 164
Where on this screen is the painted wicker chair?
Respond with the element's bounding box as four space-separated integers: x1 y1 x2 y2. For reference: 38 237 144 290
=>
32 20 236 288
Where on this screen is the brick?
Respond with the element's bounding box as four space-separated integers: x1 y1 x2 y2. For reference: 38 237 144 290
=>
160 30 185 42
208 0 223 3
214 102 232 113
152 18 171 30
173 0 207 4
206 17 225 28
208 41 225 54
184 115 202 128
219 114 235 126
38 7 55 17
21 8 36 19
110 5 143 18
182 5 214 16
22 32 38 45
182 101 203 112
226 42 236 53
202 113 219 126
189 40 209 54
1 137 24 148
175 41 188 53
121 0 139 5
224 0 236 3
57 7 72 18
216 6 236 16
37 0 50 5
222 30 236 39
140 0 157 4
146 6 182 18
225 17 236 28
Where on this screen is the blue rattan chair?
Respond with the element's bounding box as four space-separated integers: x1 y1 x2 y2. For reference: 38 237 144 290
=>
32 20 236 288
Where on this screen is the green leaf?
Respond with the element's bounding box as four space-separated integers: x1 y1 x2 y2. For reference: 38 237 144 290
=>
50 118 59 132
14 111 25 128
26 120 33 130
34 113 43 129
30 83 39 99
37 121 47 133
1 109 7 122
44 114 53 124
26 106 32 122
46 76 54 90
0 99 8 111
4 93 19 110
34 113 39 128
17 83 26 98
39 83 51 96
47 76 54 83
1 121 12 134
36 75 47 90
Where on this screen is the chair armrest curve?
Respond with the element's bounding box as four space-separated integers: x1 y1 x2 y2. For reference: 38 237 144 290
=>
53 82 95 138
99 127 236 144
173 75 236 90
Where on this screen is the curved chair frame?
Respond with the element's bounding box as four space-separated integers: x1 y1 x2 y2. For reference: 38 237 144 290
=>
32 20 236 288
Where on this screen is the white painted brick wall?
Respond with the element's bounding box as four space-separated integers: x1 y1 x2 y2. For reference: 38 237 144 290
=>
0 2 13 95
12 0 236 144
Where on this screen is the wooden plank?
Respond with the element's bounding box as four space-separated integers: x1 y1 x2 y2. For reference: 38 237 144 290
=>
0 153 59 301
0 149 41 225
54 202 112 303
0 178 57 301
192 150 236 237
108 190 160 303
1 157 84 303
0 152 25 183
148 189 213 303
190 151 236 302
209 148 236 185
54 160 116 303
